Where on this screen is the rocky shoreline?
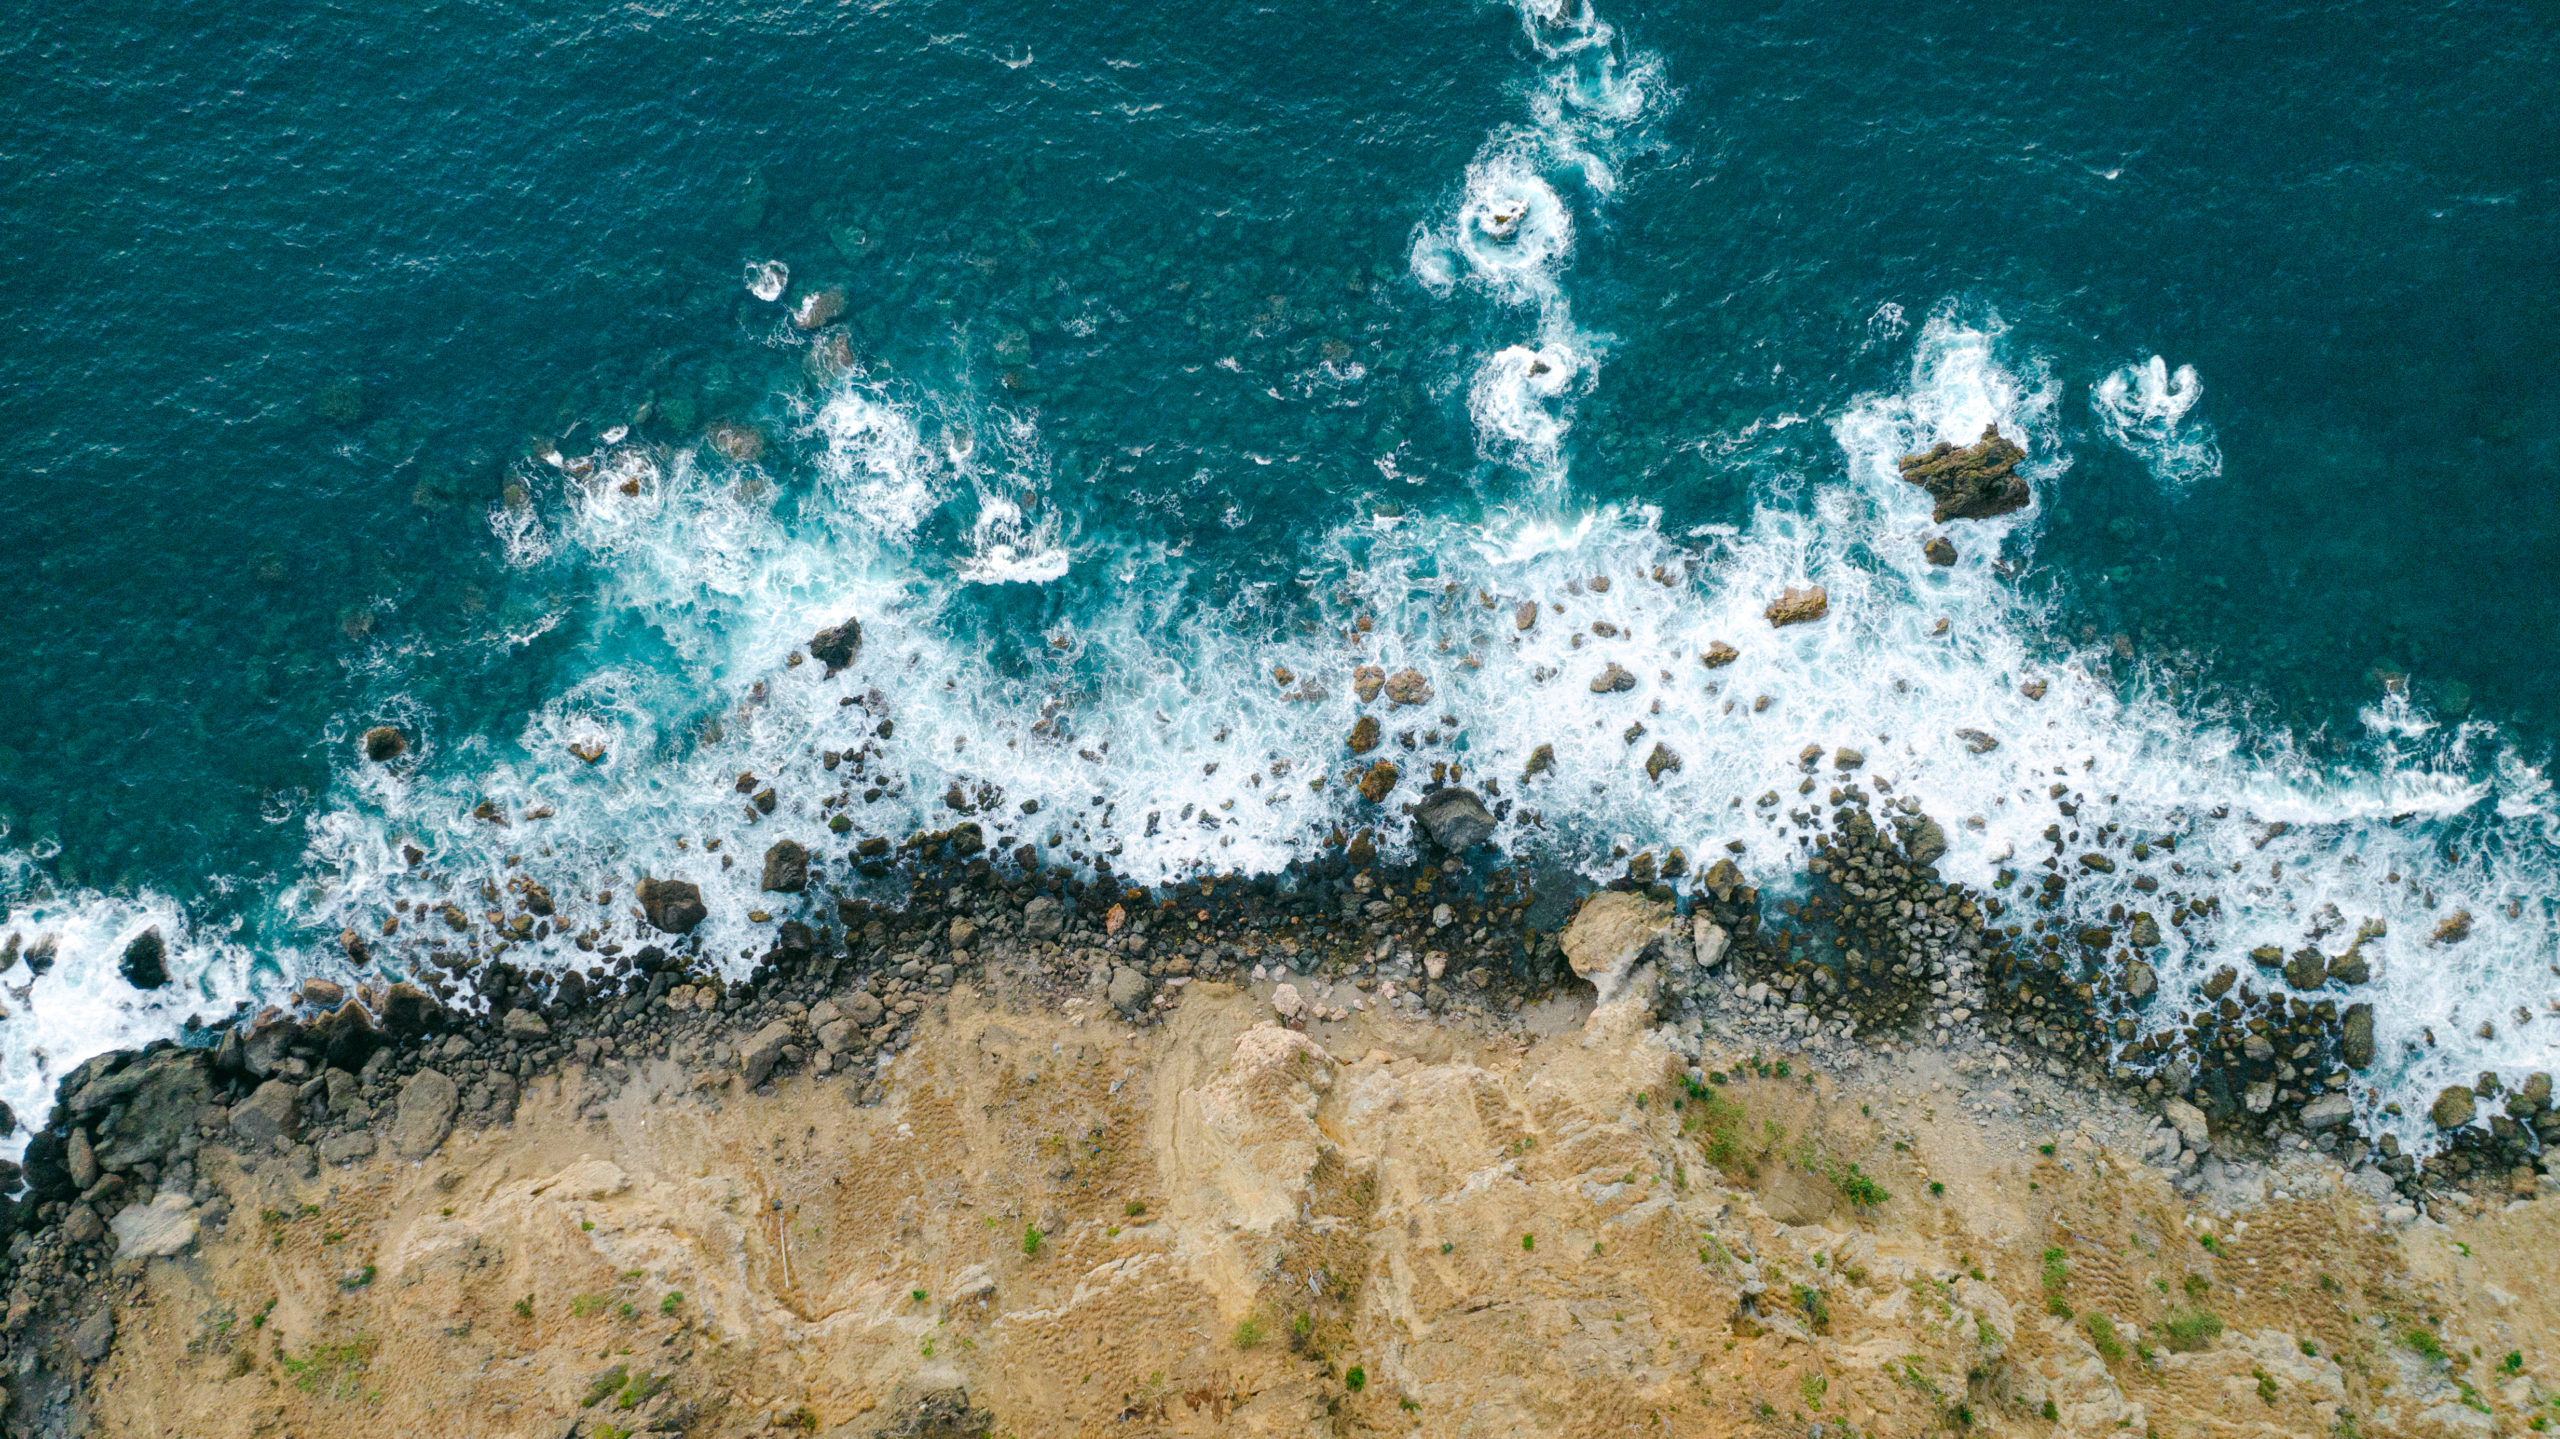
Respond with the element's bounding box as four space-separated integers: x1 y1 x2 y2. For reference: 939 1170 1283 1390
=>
1 751 2553 1432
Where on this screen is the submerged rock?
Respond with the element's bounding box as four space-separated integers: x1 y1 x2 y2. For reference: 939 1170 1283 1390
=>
1411 787 1495 851
362 725 408 762
810 617 863 677
638 877 708 935
791 285 846 330
1898 425 2030 522
1764 585 1829 627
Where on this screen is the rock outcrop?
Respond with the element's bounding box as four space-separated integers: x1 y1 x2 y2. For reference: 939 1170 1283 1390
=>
1898 424 2030 522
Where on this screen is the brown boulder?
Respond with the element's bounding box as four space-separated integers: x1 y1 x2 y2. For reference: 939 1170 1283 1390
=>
362 725 407 762
1699 641 1739 668
1348 715 1380 754
1764 586 1828 627
1357 761 1400 803
638 877 708 934
1898 424 2030 522
1383 669 1433 706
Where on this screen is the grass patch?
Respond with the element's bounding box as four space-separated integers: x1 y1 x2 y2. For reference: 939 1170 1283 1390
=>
2084 1312 2124 1362
2402 1324 2448 1365
2158 1308 2223 1353
1021 1223 1045 1258
1345 1365 1366 1392
281 1335 378 1402
1233 1315 1265 1350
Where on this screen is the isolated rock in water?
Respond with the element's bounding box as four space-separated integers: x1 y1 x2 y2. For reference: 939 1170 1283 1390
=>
1956 728 1998 754
791 285 846 330
1352 666 1385 703
2433 909 2473 944
2431 1085 2476 1129
362 725 408 762
1560 891 1673 1003
1924 536 1959 566
1699 641 1739 668
1411 787 1495 851
1590 662 1637 693
2128 912 2161 948
2123 959 2157 1002
392 1069 459 1159
1522 743 1554 779
1358 761 1400 803
762 839 810 893
638 877 708 934
1764 585 1828 627
111 1192 199 1260
1514 601 1538 631
120 927 169 990
1644 742 1681 782
1348 715 1380 754
1898 424 2030 522
810 617 863 676
1383 668 1433 706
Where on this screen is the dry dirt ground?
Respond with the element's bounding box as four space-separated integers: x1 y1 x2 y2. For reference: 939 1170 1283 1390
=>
78 972 2560 1438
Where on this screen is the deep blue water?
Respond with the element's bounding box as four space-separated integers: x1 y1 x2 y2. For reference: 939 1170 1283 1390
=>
1 0 2554 1142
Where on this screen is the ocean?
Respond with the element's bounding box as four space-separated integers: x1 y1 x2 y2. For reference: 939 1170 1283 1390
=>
1 0 2554 1153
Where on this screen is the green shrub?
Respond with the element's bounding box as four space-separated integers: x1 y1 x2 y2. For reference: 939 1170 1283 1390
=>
1021 1224 1045 1258
2158 1309 2223 1353
1345 1366 1366 1392
2084 1312 2123 1361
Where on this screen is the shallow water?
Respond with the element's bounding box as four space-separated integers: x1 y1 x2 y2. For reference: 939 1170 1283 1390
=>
1 0 2554 1152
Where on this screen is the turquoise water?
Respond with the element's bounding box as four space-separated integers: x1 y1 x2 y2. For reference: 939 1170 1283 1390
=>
1 0 2554 1146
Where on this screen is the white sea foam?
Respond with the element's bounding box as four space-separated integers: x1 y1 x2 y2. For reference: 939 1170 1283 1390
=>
2094 354 2222 492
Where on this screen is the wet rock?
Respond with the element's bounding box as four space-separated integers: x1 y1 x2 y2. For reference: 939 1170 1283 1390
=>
1383 669 1433 706
2201 966 2237 1000
120 928 169 990
110 1192 199 1260
1955 728 1998 754
1764 585 1829 627
502 1009 550 1040
810 617 863 677
362 725 408 762
2019 679 2047 701
569 738 608 765
1348 716 1380 755
2123 960 2157 1002
740 1021 795 1089
229 1079 301 1148
2329 948 2370 985
1107 966 1149 1013
2431 1085 2476 1129
1560 891 1672 1004
1411 788 1496 851
1358 761 1401 803
1515 601 1539 631
1523 744 1554 779
1898 425 2030 522
392 1069 459 1160
638 877 708 935
791 285 846 330
2284 949 2328 991
1352 666 1385 703
1022 895 1064 941
2301 1094 2353 1131
1893 813 1949 867
1644 742 1681 783
1924 536 1959 566
762 839 810 894
1833 748 1865 770
1590 662 1637 694
2433 910 2473 945
2128 912 2161 948
1700 641 1739 668
2249 945 2284 970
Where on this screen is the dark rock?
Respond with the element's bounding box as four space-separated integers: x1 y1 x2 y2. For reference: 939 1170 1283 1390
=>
1645 742 1682 783
873 1387 995 1439
2329 948 2370 986
810 618 864 677
2341 1003 2375 1069
1897 425 2030 522
120 928 170 990
2249 945 2284 969
312 1001 384 1071
1022 895 1064 941
2201 966 2238 1000
382 982 440 1037
2430 1085 2476 1130
241 1017 302 1079
638 877 708 935
1590 663 1637 694
362 725 408 762
1893 814 1948 868
1523 744 1555 779
91 1049 211 1171
1348 716 1381 755
762 839 810 894
1764 585 1829 627
1411 788 1496 852
2284 949 2329 991
1923 536 1958 566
